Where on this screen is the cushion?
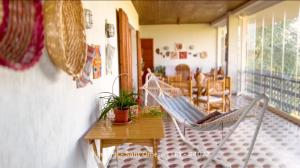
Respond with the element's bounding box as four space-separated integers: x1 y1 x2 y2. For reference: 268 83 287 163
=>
198 96 222 102
196 111 221 124
199 110 238 124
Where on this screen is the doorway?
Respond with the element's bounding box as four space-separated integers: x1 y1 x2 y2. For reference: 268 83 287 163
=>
141 38 154 84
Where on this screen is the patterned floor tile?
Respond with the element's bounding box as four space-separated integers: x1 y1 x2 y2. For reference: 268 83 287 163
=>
108 96 300 168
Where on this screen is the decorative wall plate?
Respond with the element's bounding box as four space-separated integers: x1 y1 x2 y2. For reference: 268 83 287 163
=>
44 0 87 76
200 51 208 59
0 0 44 70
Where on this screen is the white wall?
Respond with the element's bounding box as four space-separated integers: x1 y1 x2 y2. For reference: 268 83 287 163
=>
0 1 138 168
140 24 217 75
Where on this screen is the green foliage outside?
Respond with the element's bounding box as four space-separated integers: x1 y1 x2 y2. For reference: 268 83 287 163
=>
245 16 300 116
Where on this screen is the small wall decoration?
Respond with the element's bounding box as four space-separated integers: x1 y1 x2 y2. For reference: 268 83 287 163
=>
93 45 102 79
163 46 169 50
200 51 208 59
156 43 200 60
155 48 160 54
45 0 86 77
105 20 115 38
170 51 178 59
175 43 183 50
179 51 187 59
106 44 115 75
76 45 95 88
189 45 195 50
166 51 170 57
84 9 93 29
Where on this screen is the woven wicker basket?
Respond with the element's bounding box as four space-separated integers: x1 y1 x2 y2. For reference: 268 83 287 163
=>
0 0 44 70
44 0 87 76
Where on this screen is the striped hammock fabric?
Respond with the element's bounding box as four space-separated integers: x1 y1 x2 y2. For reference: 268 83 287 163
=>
142 69 253 131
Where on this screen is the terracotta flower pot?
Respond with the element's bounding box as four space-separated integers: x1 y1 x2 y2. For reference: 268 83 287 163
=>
114 108 129 123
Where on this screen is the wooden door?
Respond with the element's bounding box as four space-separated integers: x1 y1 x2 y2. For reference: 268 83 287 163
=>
117 9 132 92
136 31 142 95
141 39 154 84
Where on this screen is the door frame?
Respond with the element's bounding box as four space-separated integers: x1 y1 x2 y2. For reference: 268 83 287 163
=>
117 8 132 92
141 38 154 84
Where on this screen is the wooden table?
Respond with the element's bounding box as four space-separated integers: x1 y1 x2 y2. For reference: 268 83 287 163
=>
84 115 164 168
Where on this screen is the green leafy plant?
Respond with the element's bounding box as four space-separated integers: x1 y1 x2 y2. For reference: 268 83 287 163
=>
142 107 164 118
154 66 166 76
99 91 137 120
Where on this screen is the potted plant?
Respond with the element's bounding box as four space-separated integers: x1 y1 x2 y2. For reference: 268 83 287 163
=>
99 91 137 123
154 65 166 77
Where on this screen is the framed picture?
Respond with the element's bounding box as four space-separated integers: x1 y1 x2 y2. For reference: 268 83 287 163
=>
179 51 187 59
175 43 183 50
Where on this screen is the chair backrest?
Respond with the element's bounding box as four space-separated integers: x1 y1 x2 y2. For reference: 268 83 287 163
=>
168 78 192 100
225 76 231 94
175 64 190 80
205 77 214 95
195 73 205 86
204 68 217 81
167 75 182 83
202 77 225 98
213 78 226 97
167 75 183 90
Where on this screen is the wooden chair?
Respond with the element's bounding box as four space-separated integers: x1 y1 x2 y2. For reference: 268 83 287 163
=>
193 73 206 105
175 64 191 81
198 78 225 113
167 75 192 100
167 75 182 83
204 68 217 81
210 76 231 112
225 76 232 111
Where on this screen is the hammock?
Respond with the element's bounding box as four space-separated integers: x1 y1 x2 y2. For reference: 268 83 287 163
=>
142 69 269 168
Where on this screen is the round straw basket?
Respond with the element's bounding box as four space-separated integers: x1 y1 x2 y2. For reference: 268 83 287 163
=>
0 0 44 70
44 0 87 77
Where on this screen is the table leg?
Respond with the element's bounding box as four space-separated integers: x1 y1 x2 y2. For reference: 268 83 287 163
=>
90 140 98 158
152 139 158 168
99 139 103 161
115 145 119 163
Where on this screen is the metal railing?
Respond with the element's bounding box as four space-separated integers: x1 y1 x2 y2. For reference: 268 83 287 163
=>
244 71 300 116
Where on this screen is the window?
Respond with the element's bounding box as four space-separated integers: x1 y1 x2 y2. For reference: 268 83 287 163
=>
244 1 300 118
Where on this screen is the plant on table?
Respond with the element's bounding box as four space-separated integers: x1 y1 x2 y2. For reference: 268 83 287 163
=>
142 107 165 118
99 91 137 123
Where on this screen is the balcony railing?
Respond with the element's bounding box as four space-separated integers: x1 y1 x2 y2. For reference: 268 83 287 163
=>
244 71 300 117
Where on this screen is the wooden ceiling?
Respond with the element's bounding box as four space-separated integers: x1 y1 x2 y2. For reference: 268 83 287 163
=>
132 0 250 25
